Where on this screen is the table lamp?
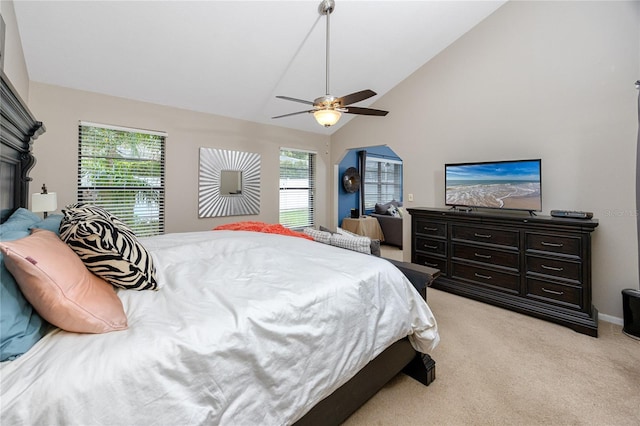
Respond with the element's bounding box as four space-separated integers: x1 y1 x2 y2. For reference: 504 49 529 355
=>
31 184 57 218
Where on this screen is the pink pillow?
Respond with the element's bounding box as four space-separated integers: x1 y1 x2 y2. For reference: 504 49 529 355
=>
0 229 128 333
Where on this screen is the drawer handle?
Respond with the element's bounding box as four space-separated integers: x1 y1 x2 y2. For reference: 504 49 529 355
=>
474 272 492 280
474 233 492 239
541 264 564 272
424 244 438 250
424 261 439 267
541 241 564 248
423 227 438 232
474 253 492 259
542 287 564 296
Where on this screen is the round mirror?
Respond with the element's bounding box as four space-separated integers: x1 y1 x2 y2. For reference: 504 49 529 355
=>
342 167 361 193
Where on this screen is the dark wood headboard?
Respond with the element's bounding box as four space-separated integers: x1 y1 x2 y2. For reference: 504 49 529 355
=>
0 68 46 223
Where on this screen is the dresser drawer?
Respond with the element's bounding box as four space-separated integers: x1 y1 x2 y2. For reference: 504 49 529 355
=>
415 219 446 238
451 262 519 293
452 243 519 271
526 233 581 258
526 255 581 284
452 225 519 248
415 253 447 275
415 236 446 256
527 278 582 310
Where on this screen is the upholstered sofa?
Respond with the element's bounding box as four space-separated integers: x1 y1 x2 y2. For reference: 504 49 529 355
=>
370 200 403 249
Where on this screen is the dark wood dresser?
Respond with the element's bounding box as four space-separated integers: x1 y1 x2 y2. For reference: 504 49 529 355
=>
408 207 599 336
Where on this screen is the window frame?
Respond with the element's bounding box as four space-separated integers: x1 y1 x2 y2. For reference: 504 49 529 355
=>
363 155 403 213
279 148 316 230
77 121 166 237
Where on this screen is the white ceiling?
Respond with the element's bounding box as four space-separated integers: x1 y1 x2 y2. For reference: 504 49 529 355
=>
14 0 506 135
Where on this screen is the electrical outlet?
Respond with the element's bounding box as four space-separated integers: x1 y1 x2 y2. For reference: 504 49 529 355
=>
408 193 414 202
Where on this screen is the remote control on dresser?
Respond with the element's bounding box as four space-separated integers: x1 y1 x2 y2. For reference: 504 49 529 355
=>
550 210 593 219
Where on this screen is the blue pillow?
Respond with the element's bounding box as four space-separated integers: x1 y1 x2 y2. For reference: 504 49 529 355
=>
0 214 49 362
31 214 63 235
0 208 41 235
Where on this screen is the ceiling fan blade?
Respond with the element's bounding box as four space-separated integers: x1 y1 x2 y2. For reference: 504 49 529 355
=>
344 106 388 116
276 96 315 106
337 89 377 106
272 110 314 119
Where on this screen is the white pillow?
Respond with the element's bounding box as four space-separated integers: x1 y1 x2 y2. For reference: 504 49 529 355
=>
303 227 332 244
330 232 371 255
336 227 358 237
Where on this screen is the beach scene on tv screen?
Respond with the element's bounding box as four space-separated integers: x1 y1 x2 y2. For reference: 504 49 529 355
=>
446 161 541 210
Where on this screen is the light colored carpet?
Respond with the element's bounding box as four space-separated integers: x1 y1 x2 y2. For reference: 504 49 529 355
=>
380 245 404 262
344 288 640 426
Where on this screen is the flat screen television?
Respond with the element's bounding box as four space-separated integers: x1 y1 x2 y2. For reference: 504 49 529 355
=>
445 159 542 212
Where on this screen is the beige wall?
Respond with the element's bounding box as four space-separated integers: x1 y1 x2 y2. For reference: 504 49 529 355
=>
8 0 640 321
27 82 331 233
331 1 640 321
0 0 29 99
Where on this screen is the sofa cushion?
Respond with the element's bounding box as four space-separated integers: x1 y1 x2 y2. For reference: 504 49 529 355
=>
374 200 403 215
387 204 400 217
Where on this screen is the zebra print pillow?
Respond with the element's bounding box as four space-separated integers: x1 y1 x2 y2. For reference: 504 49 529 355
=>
59 203 158 291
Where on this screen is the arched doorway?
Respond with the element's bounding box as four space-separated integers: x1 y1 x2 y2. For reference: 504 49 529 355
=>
336 145 404 261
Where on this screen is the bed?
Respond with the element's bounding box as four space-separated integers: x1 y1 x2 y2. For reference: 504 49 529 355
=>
0 68 439 425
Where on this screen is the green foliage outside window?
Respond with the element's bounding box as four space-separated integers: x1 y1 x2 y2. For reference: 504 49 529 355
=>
279 149 315 229
79 125 165 237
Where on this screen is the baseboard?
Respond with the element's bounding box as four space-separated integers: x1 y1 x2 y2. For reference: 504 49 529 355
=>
598 313 623 326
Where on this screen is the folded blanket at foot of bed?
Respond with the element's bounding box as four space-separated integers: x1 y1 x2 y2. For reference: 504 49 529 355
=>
213 221 313 240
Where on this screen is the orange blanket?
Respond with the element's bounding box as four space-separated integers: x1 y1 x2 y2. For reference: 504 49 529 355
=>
213 221 313 241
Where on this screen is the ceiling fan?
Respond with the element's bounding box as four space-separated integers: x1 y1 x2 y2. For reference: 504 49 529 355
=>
272 0 389 127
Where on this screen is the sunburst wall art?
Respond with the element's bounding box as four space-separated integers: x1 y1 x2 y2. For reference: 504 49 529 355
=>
198 147 261 217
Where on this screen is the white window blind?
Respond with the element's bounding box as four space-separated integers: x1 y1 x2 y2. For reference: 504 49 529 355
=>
363 156 403 211
78 122 166 237
279 149 316 230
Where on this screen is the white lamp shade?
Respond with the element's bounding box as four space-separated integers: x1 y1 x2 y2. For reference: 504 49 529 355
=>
313 109 341 127
31 192 58 213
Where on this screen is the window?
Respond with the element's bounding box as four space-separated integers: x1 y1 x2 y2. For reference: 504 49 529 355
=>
279 149 316 230
78 121 166 237
363 156 403 212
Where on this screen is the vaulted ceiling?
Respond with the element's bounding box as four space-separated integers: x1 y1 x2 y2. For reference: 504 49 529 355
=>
14 0 505 134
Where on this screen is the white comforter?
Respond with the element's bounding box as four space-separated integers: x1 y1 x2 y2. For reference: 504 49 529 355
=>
0 230 438 425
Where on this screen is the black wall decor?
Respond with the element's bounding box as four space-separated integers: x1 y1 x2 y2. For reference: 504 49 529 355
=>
342 166 360 193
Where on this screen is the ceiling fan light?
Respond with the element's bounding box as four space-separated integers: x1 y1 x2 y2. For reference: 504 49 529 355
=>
314 109 341 127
